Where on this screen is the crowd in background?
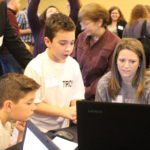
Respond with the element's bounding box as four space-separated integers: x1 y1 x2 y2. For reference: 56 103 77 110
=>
0 0 150 149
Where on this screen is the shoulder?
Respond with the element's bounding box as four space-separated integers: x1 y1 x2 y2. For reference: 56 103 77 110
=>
144 70 150 89
97 72 111 88
102 30 120 48
105 30 120 41
26 51 46 68
66 56 80 68
76 31 88 42
118 20 127 26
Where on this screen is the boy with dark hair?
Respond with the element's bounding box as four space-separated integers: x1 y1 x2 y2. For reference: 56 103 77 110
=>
24 13 85 132
0 73 40 149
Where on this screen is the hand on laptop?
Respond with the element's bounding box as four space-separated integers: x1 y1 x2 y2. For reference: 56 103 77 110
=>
62 106 77 122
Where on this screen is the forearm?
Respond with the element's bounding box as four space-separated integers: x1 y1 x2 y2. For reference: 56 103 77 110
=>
68 0 81 24
27 0 41 32
35 102 76 120
19 28 32 35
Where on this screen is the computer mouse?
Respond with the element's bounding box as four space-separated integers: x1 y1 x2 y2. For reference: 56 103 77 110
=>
54 130 74 141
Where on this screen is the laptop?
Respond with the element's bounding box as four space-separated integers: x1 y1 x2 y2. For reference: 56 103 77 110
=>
21 120 60 150
77 101 150 150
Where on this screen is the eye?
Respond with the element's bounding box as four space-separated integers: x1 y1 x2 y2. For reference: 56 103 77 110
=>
118 59 125 63
70 41 74 45
27 101 34 105
129 60 136 64
59 42 66 46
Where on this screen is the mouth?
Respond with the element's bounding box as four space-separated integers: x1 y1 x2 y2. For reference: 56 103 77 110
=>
121 70 131 73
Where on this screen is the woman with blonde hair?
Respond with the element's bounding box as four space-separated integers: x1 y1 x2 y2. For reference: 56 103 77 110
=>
95 38 150 103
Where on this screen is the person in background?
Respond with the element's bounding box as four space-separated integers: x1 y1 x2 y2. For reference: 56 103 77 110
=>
0 0 32 75
6 0 21 34
0 73 40 149
68 0 82 38
107 6 127 38
123 4 150 38
123 4 150 68
17 7 34 54
145 5 150 19
27 0 81 57
95 38 150 103
72 3 120 100
24 13 85 133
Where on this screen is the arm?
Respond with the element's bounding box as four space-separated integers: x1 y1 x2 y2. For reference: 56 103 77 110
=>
68 0 81 25
24 65 77 122
19 28 32 35
95 74 110 102
27 0 41 35
35 102 76 121
4 5 32 68
17 11 32 35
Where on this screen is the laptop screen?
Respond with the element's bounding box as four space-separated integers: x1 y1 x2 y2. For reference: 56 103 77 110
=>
77 101 150 150
21 120 60 150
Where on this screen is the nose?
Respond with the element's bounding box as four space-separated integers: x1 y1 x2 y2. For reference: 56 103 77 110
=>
124 61 130 68
31 103 36 111
66 44 74 52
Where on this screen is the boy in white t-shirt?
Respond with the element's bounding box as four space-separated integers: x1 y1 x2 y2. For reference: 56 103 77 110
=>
24 13 85 132
0 73 40 150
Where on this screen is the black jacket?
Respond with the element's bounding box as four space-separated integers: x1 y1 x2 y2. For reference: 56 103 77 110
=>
117 20 127 38
0 0 32 74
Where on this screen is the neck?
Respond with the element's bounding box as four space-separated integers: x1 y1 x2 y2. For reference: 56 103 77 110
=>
47 50 65 63
93 27 106 40
122 76 133 85
111 21 117 26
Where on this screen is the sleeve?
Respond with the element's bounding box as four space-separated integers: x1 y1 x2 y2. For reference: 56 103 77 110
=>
27 0 41 35
16 12 24 28
68 0 81 25
4 12 32 68
122 25 128 37
85 78 101 100
95 78 108 102
24 64 42 103
71 62 85 100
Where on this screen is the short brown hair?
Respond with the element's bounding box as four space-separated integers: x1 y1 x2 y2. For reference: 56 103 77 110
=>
78 3 108 27
44 13 75 41
0 73 40 108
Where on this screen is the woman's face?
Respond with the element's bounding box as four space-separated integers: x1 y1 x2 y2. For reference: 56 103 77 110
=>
117 49 140 80
111 9 120 22
80 19 102 36
46 7 59 19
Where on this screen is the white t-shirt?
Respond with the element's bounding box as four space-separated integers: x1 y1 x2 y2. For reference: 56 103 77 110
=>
0 121 12 150
0 121 18 150
24 50 85 132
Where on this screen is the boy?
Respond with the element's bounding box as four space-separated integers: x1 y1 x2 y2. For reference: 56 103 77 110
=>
24 13 85 132
0 73 40 149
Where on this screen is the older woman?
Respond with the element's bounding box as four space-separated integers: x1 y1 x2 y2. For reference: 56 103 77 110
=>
72 3 120 100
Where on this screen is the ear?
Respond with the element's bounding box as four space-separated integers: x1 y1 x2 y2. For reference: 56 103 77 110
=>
44 36 52 48
3 100 14 113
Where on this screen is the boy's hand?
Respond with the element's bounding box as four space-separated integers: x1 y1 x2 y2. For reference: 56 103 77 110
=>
62 106 77 122
15 121 26 142
15 121 26 133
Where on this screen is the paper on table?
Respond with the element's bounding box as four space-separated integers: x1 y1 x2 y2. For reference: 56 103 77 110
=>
52 136 78 150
